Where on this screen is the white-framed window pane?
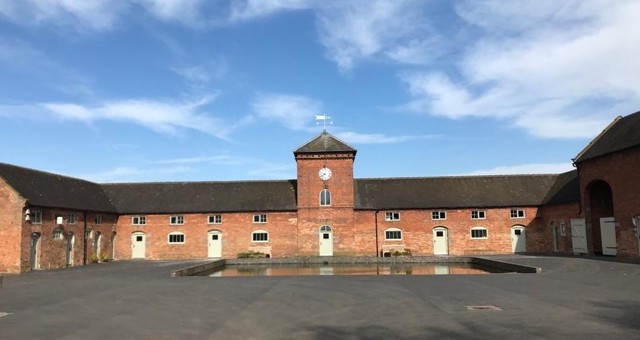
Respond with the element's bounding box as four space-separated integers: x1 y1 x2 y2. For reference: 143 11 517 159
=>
385 229 402 240
170 215 184 225
320 189 331 206
94 215 103 224
168 233 185 244
385 212 400 221
68 214 77 224
471 210 486 219
510 209 525 218
53 229 63 239
208 214 222 224
32 211 43 224
132 216 146 225
432 211 446 220
471 228 488 239
253 214 267 223
252 231 269 242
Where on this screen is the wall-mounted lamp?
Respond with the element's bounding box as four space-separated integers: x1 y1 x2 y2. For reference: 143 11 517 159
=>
25 208 31 221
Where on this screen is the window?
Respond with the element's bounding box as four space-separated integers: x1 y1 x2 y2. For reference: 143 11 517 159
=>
385 211 400 221
320 189 331 206
253 214 267 223
53 228 64 240
432 211 446 220
208 214 222 224
252 230 269 242
510 209 525 219
168 232 185 244
32 211 42 224
560 222 566 236
132 216 146 225
471 210 486 220
94 215 103 224
170 215 184 225
85 228 92 239
385 228 402 240
471 227 488 239
68 214 77 224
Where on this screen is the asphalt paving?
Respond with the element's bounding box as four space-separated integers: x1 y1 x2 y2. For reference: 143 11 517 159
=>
1 255 639 339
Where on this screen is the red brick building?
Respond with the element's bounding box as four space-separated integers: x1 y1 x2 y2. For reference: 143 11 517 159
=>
1 111 639 274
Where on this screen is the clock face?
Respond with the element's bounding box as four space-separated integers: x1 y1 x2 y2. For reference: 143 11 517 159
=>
319 167 332 180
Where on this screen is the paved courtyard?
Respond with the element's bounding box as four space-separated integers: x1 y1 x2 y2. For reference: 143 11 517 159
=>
1 255 640 339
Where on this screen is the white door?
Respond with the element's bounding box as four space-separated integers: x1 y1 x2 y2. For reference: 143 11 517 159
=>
131 232 146 259
208 231 222 258
319 226 333 256
511 226 526 253
600 217 617 256
571 219 588 254
30 233 40 270
433 227 448 255
66 234 74 267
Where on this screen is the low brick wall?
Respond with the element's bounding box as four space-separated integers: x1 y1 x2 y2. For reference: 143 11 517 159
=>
171 260 226 277
472 257 541 273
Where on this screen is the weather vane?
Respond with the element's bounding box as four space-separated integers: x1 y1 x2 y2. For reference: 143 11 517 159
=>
315 114 333 130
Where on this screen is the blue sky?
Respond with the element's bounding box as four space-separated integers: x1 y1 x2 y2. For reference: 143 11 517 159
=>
1 0 639 183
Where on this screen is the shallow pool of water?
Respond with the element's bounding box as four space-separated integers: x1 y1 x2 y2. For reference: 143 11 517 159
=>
200 263 507 277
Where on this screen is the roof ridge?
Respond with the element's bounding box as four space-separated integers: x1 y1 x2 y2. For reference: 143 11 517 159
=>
572 115 622 163
0 162 96 184
101 179 297 186
355 173 560 181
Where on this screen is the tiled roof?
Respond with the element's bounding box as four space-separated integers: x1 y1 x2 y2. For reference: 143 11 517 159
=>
541 170 580 205
354 174 563 210
294 130 356 155
101 180 298 214
574 110 640 163
0 163 116 212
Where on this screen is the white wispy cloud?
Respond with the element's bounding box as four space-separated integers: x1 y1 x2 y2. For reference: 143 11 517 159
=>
79 165 191 183
228 0 315 22
462 162 575 176
246 161 295 179
336 131 438 144
251 92 323 131
153 155 244 166
400 0 640 139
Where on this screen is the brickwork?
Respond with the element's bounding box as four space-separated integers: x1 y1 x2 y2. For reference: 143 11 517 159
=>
532 202 581 254
577 146 640 258
0 178 26 273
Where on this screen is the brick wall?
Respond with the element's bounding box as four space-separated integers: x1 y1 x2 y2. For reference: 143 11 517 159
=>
532 202 581 254
0 178 26 273
577 146 640 258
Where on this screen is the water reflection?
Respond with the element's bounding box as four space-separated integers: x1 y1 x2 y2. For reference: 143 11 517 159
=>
205 263 503 277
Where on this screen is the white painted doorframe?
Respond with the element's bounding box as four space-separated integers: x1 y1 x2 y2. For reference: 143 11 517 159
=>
131 232 146 259
208 231 222 258
511 226 526 253
433 227 448 255
319 226 333 256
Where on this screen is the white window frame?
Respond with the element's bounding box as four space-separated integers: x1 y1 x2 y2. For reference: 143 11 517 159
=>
67 214 77 224
53 228 64 240
169 215 184 225
94 215 103 225
319 189 331 207
252 230 269 242
471 210 486 220
470 227 488 239
385 211 400 221
132 216 146 225
253 214 267 224
32 210 43 224
432 211 447 220
208 214 222 224
510 209 526 219
168 232 185 244
384 228 402 240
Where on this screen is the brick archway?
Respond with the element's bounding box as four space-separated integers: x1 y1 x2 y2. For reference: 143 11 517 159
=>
588 180 614 254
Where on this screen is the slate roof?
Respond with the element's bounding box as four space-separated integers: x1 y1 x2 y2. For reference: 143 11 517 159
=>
541 170 581 205
101 180 298 214
354 174 564 210
0 163 116 212
294 130 357 155
574 110 640 163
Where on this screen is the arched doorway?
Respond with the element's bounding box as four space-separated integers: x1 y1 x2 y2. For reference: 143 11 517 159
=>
588 180 615 255
66 232 75 267
319 225 333 256
207 230 222 258
94 231 102 258
30 232 41 270
511 225 526 253
433 227 448 255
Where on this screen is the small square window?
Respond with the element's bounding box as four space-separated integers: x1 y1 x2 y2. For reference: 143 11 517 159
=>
53 229 64 240
32 211 43 224
132 216 146 225
432 211 446 220
253 214 267 223
68 214 77 224
385 212 400 221
170 215 184 225
208 214 222 224
510 209 525 219
94 215 103 224
471 210 486 220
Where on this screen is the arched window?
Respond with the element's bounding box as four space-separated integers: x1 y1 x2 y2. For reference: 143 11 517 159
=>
470 227 488 239
320 189 331 206
320 225 332 232
385 228 402 240
252 230 269 242
168 232 185 244
53 228 64 240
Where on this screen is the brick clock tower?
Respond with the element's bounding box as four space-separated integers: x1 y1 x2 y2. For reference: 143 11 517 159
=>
294 130 357 256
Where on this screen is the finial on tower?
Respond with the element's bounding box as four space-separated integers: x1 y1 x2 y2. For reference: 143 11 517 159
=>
315 114 333 130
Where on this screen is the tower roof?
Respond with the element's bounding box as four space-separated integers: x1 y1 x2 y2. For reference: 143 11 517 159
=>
293 130 356 155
